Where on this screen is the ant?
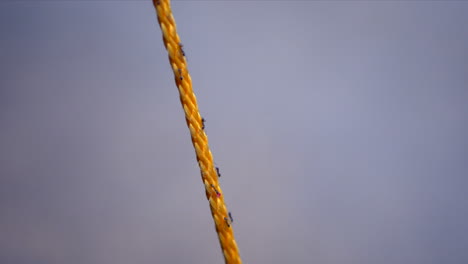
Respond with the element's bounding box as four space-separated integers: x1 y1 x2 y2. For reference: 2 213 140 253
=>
179 43 186 57
201 117 205 130
224 217 230 227
224 213 233 227
210 184 221 198
177 69 183 81
216 167 221 178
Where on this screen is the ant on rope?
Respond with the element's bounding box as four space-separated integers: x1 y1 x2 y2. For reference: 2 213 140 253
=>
210 184 221 198
224 212 233 227
179 43 186 57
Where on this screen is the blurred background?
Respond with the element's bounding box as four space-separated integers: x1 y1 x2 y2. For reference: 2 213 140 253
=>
1 1 467 263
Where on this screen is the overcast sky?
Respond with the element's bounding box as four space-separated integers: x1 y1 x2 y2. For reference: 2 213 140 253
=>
1 1 467 264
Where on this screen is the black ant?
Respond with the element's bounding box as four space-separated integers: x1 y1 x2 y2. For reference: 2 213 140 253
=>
210 184 221 198
177 69 183 81
179 43 186 57
224 213 233 227
228 212 233 223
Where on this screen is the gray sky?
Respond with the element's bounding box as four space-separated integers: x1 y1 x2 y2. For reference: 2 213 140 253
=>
1 1 467 264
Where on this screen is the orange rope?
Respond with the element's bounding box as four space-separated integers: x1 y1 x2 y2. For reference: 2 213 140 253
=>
152 1 242 263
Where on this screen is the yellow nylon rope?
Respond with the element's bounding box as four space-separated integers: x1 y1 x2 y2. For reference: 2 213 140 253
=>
152 1 242 263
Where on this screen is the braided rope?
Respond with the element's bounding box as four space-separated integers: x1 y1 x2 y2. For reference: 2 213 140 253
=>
152 1 242 263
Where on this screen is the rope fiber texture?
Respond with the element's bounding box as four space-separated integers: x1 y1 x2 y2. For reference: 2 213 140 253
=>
152 1 242 263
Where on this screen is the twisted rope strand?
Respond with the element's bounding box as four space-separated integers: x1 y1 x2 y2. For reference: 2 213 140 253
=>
152 1 242 263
